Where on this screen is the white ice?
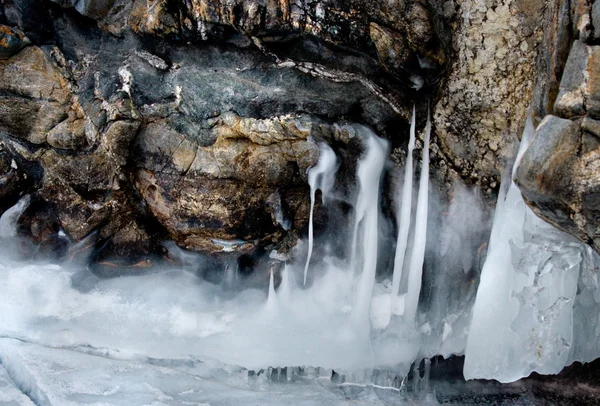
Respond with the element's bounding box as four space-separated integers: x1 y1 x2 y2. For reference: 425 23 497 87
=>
464 115 600 382
1 109 599 404
303 142 339 285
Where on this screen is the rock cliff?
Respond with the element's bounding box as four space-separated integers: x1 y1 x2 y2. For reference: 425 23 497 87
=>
0 0 598 271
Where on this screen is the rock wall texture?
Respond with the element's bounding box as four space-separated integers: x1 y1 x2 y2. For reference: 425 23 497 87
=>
515 0 600 253
432 0 546 191
0 0 449 272
0 0 598 270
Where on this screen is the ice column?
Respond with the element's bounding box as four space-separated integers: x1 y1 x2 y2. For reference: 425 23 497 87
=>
0 195 29 238
303 143 339 285
464 116 584 382
404 110 431 325
353 127 389 321
391 105 416 299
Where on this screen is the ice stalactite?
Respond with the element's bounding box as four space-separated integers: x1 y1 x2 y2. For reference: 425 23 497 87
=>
352 128 389 322
222 260 238 290
391 106 416 300
404 109 431 325
266 268 277 313
303 142 339 286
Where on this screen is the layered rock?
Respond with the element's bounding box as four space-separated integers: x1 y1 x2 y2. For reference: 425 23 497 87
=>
0 0 452 269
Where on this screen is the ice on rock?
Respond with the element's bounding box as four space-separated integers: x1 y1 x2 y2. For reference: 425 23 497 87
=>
464 115 598 382
352 128 389 322
303 142 339 285
403 108 431 325
0 195 29 238
2 106 600 398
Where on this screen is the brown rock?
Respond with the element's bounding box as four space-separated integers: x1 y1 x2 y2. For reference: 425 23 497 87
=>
0 46 71 144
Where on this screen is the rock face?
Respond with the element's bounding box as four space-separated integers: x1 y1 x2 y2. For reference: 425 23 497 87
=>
0 0 451 270
432 0 546 190
515 1 600 254
0 0 598 266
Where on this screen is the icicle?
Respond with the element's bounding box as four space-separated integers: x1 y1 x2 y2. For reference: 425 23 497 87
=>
303 143 339 285
265 267 278 314
352 128 389 321
222 259 238 289
422 359 431 391
391 105 416 301
278 265 292 304
404 108 431 325
0 195 30 238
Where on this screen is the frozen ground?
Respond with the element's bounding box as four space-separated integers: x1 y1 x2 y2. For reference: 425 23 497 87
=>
0 337 443 406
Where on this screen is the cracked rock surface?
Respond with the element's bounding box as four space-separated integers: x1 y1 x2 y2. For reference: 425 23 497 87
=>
0 0 449 269
515 0 600 254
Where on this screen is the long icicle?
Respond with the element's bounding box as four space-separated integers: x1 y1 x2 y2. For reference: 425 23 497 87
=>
391 105 416 299
303 143 338 285
404 106 431 325
353 128 389 322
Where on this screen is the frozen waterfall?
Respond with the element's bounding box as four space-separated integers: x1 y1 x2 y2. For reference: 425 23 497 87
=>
0 110 599 400
303 142 339 285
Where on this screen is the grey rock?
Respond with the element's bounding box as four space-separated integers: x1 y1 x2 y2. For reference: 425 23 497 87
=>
515 115 600 253
554 40 588 118
593 0 600 39
0 24 30 59
554 41 600 120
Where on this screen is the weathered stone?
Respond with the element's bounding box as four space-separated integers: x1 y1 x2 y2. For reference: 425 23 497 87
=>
433 0 545 190
582 116 600 138
369 22 411 77
0 46 71 144
15 194 68 259
515 115 600 253
554 40 587 118
554 41 600 120
133 113 323 253
593 0 600 40
0 147 29 214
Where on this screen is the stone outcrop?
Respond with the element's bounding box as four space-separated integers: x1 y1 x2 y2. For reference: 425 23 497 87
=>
515 0 600 253
431 0 547 191
0 0 451 270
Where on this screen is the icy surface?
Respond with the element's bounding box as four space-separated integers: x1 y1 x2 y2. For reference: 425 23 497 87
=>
403 110 431 325
0 338 428 406
391 106 416 300
1 113 600 404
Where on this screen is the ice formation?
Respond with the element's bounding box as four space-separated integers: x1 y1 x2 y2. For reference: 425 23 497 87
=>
1 109 600 404
464 116 600 382
303 142 339 285
391 106 416 300
403 108 431 325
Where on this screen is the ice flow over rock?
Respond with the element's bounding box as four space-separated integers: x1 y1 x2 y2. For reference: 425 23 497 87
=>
0 110 599 395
